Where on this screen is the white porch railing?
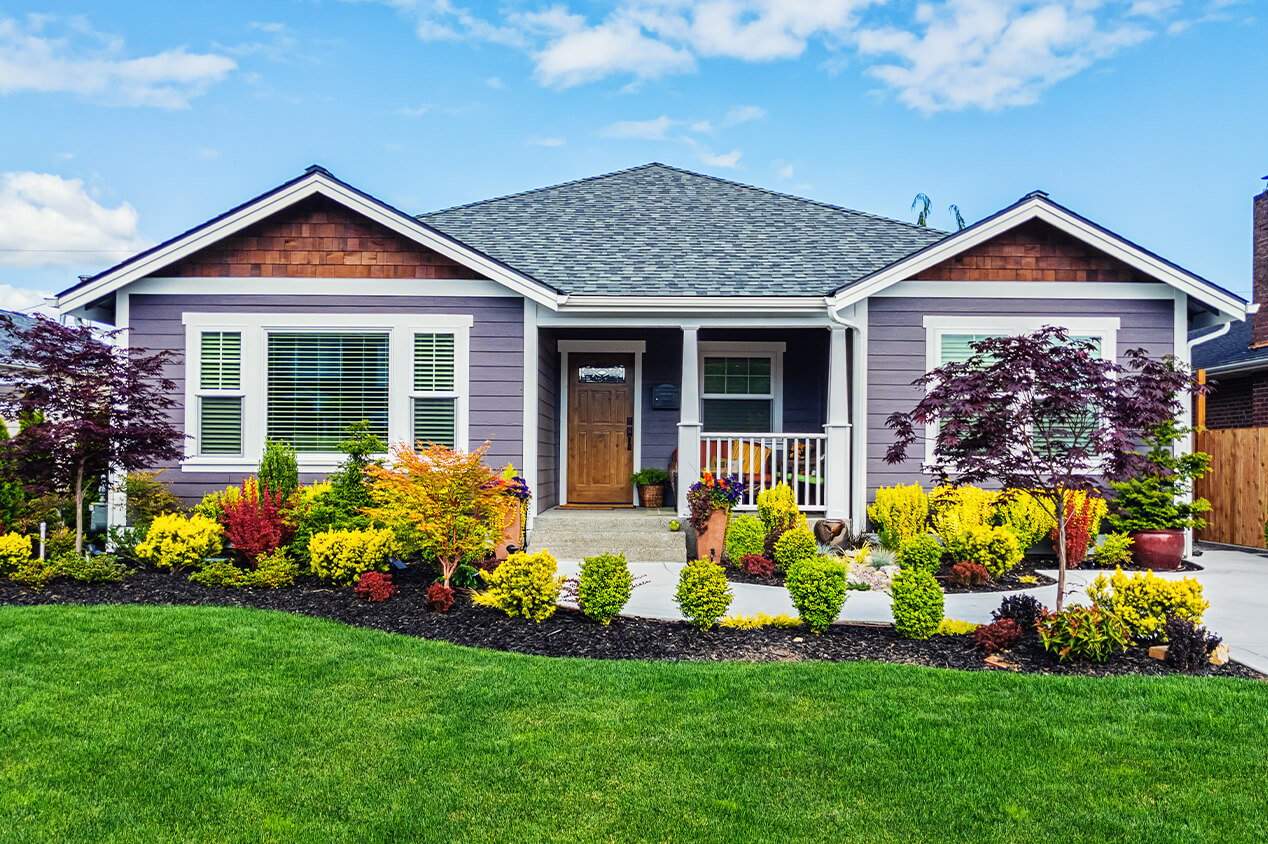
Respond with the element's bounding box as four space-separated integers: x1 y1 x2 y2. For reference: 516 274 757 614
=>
700 433 828 511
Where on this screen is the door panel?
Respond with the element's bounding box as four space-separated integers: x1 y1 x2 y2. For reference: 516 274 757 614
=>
567 353 635 505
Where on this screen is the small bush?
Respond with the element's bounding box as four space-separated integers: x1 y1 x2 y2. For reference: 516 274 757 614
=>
720 613 801 629
106 526 146 563
724 515 766 565
1093 533 1135 567
993 594 1044 635
450 564 480 589
974 618 1023 654
578 552 633 625
220 479 292 563
122 470 184 529
251 549 298 588
890 569 944 640
929 485 998 542
426 582 455 612
785 555 849 633
258 439 299 501
740 554 776 579
0 533 33 576
772 523 817 571
11 557 58 590
135 513 224 570
1163 616 1222 672
472 551 563 623
57 552 127 584
674 558 733 630
354 571 398 603
1054 491 1107 566
936 618 979 636
189 558 248 588
868 484 929 549
1036 605 1130 662
190 550 297 588
1087 568 1208 644
993 491 1055 550
756 484 801 535
948 561 990 587
897 534 942 574
308 527 397 586
946 524 1023 577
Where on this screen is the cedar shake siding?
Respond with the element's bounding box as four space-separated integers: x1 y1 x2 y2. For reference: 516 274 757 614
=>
130 293 523 503
866 296 1176 496
159 195 488 280
911 220 1153 283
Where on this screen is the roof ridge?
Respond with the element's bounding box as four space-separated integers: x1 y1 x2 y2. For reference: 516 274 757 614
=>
418 162 665 217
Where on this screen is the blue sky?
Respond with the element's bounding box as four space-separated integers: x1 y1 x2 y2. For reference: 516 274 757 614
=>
0 0 1263 310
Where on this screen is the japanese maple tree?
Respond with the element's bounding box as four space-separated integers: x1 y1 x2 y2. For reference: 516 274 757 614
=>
364 442 508 588
883 327 1203 609
0 315 184 553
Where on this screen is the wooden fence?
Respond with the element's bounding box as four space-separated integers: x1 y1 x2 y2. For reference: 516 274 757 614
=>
1195 427 1268 548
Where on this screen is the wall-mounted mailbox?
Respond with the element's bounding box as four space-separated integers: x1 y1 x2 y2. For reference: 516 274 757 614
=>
652 383 680 410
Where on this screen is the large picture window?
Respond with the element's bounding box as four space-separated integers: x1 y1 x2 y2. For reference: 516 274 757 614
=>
699 345 783 433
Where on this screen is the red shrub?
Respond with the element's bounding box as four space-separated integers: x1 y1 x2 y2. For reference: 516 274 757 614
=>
740 554 776 579
427 582 455 612
1055 495 1099 567
949 561 990 587
220 482 291 563
974 618 1023 654
354 571 397 602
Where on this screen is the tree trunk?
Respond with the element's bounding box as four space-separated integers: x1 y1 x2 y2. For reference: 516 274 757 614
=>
73 461 86 555
1054 491 1069 613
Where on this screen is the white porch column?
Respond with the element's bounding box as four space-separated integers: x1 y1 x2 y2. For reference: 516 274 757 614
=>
676 326 702 518
824 325 852 521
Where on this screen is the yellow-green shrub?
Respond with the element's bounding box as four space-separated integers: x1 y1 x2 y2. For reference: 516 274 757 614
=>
1087 568 1208 644
897 534 943 574
473 550 564 623
577 552 632 625
868 485 929 549
674 558 733 629
135 513 224 570
757 484 801 535
307 527 396 585
930 485 998 542
937 618 980 636
719 613 802 629
10 557 58 590
993 491 1055 550
192 484 242 521
945 524 1024 577
0 533 33 576
891 568 944 640
786 555 849 633
772 523 817 571
724 514 766 564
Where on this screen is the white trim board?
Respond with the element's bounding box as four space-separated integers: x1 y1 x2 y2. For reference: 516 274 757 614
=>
57 168 564 314
557 341 645 507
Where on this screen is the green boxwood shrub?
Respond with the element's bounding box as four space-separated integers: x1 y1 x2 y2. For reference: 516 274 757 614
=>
891 569 944 640
772 523 816 571
785 555 848 633
724 515 766 565
896 534 942 574
945 524 1023 578
578 552 633 625
674 558 733 630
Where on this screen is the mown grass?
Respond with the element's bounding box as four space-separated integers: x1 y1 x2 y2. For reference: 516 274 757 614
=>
1 604 1264 843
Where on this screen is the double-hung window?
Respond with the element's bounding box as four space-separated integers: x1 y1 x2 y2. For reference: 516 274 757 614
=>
196 331 244 455
699 343 784 433
412 332 458 448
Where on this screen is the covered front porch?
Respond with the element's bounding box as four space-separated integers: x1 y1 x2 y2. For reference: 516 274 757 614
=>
533 317 862 525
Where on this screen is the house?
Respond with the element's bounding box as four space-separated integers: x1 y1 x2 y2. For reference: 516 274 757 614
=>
53 163 1248 537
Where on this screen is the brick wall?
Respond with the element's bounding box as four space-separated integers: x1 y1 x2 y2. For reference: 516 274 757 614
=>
910 219 1153 282
157 195 488 280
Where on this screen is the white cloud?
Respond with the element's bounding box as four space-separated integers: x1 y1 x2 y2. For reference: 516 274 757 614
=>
0 172 148 268
358 0 1212 112
0 14 236 109
722 104 767 125
600 115 679 140
526 135 566 146
697 147 743 168
486 75 505 88
775 160 795 180
395 103 432 116
0 284 51 313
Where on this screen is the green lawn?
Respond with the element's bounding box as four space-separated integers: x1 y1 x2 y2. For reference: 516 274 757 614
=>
1 605 1264 843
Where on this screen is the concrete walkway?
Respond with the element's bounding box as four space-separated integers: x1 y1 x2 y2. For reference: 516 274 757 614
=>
557 544 1268 674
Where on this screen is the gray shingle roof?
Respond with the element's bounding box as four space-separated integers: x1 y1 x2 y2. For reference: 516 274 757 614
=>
1191 319 1267 370
0 310 37 362
420 163 948 296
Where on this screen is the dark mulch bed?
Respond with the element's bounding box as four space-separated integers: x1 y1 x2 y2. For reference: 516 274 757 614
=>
1072 560 1204 573
728 560 1058 594
0 565 1257 679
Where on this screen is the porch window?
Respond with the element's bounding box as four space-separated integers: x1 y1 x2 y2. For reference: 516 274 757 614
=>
266 332 390 452
702 355 774 432
196 331 243 455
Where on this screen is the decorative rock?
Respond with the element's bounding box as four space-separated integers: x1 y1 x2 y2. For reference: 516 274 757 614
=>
1148 645 1169 661
1209 642 1230 666
984 654 1020 670
792 637 805 643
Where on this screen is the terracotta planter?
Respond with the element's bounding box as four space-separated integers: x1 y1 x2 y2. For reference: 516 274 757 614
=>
1130 529 1184 571
695 509 728 564
495 503 524 562
637 483 665 508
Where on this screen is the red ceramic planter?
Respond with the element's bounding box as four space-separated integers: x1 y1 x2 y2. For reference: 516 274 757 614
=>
695 509 729 564
1129 529 1184 571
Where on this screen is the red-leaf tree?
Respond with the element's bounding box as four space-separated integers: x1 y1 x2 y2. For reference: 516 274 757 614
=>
0 315 184 553
883 327 1203 610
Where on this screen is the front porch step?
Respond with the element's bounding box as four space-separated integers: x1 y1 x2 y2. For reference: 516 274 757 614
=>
529 508 685 563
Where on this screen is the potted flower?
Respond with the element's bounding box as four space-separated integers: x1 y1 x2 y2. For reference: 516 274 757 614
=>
686 472 742 564
630 467 670 508
492 465 532 562
1106 422 1211 570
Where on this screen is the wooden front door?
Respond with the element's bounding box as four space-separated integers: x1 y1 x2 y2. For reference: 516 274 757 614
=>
567 353 635 505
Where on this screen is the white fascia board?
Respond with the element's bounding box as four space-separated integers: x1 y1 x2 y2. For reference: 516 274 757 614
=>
56 171 563 314
125 276 517 298
829 197 1246 320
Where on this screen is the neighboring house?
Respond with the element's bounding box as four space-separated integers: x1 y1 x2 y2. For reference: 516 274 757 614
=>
0 309 39 423
53 164 1248 535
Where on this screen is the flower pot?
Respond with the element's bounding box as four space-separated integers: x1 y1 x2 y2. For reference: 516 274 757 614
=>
1130 529 1184 571
637 483 665 508
495 503 524 562
695 508 728 564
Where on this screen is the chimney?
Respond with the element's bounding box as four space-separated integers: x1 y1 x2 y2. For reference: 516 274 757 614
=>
1253 177 1268 347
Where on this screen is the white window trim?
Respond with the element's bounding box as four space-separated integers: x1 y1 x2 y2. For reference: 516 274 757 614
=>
182 312 473 473
920 316 1120 471
698 341 786 434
